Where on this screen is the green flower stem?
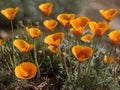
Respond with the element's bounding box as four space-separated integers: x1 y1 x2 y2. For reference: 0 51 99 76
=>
11 20 16 68
77 62 81 79
85 36 98 78
33 39 40 78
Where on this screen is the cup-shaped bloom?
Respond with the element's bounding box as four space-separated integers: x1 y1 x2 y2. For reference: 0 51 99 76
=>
99 9 118 22
1 7 19 21
72 45 93 63
103 56 114 64
44 32 64 47
81 34 93 43
108 30 120 45
48 45 59 54
26 27 42 39
13 39 33 54
57 13 75 27
0 39 6 46
70 16 90 30
43 19 58 32
39 3 53 16
15 62 37 79
89 21 110 37
70 27 84 37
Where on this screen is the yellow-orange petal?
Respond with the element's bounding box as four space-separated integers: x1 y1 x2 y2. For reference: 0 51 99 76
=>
26 27 42 39
0 39 6 46
81 34 93 43
108 30 120 45
103 56 114 64
1 7 19 21
57 13 75 27
44 32 64 47
89 21 110 37
100 9 118 22
70 16 90 30
43 19 58 32
13 39 33 54
70 27 84 37
39 3 53 16
72 45 93 63
48 45 59 54
15 62 37 79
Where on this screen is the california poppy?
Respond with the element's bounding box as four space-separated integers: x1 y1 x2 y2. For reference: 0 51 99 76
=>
70 27 84 37
39 3 53 16
99 9 118 22
72 45 93 63
48 45 59 54
26 27 42 39
81 34 93 43
57 13 75 27
108 30 120 45
70 16 90 30
103 56 114 64
13 39 33 54
43 19 58 32
15 62 37 79
0 39 6 46
1 7 19 21
44 32 64 47
89 21 110 37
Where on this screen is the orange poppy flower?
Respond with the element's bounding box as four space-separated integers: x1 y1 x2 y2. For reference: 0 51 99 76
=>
108 30 120 45
44 32 64 47
0 39 6 46
57 13 75 27
72 45 93 63
81 34 93 43
26 27 42 39
103 56 114 64
13 39 33 54
48 45 59 54
1 7 19 21
70 16 90 30
89 21 110 37
43 19 58 32
15 62 37 79
39 3 53 16
70 27 84 37
100 9 118 22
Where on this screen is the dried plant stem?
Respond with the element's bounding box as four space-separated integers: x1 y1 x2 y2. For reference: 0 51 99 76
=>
33 39 40 78
11 21 16 68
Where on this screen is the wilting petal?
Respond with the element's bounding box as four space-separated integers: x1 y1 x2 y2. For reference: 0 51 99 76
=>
13 39 33 54
1 7 19 21
81 34 93 43
26 27 42 39
57 13 75 27
108 30 120 45
48 45 59 54
89 21 110 37
39 3 53 16
15 62 37 79
70 16 90 30
100 9 118 22
103 56 114 64
44 32 64 47
0 39 6 46
70 27 84 37
43 19 58 32
72 45 93 63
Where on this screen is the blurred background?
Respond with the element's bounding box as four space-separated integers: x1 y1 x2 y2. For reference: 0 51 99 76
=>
0 0 120 38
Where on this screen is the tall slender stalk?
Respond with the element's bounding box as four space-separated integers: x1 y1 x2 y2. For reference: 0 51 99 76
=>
11 21 16 68
33 39 40 78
